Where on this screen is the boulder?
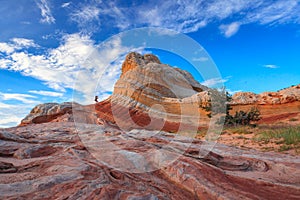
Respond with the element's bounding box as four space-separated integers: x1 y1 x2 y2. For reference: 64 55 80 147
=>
20 102 74 126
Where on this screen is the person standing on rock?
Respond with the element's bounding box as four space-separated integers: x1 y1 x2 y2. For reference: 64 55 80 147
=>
94 96 98 102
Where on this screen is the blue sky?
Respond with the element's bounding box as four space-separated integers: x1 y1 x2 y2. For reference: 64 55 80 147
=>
0 0 300 127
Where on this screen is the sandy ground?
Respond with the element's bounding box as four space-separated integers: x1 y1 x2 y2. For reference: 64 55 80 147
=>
195 113 300 156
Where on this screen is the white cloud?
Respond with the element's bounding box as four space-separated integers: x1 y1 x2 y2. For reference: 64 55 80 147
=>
219 22 241 38
61 2 71 8
0 38 38 54
71 6 100 22
246 0 300 25
69 0 300 35
0 112 23 128
21 21 31 25
28 90 64 97
0 43 15 54
11 38 38 48
226 89 242 95
0 92 39 104
35 0 55 24
201 77 229 88
70 5 100 32
0 33 131 104
192 57 209 62
263 64 280 69
0 102 36 128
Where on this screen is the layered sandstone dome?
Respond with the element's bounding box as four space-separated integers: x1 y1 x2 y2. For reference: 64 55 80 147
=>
96 52 212 131
20 52 300 127
19 52 212 131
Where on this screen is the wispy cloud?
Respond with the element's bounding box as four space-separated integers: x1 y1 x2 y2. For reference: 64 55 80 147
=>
219 22 241 38
0 113 22 128
263 64 280 69
28 90 64 97
0 33 131 104
0 102 37 128
72 1 300 36
11 38 38 48
61 2 71 8
201 77 230 88
0 92 39 104
246 0 300 25
226 89 242 95
192 57 209 62
20 21 31 25
70 5 100 32
35 0 55 24
0 38 37 54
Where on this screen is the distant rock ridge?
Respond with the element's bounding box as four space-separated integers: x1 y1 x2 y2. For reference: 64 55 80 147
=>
20 102 74 126
231 84 300 105
20 102 98 126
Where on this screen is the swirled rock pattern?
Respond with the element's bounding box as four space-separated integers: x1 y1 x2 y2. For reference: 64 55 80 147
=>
96 52 211 131
1 122 299 199
5 52 300 199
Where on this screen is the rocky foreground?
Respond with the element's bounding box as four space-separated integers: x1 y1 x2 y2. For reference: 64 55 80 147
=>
2 52 299 199
1 121 300 200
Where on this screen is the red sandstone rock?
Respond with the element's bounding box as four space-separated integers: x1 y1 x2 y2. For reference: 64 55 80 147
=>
18 53 300 128
4 52 300 199
231 84 300 105
0 122 299 199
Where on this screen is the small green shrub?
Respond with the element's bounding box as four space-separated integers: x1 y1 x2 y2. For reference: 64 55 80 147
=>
203 88 261 127
226 108 261 126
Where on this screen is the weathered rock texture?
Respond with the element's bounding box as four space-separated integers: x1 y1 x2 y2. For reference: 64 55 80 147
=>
230 84 300 123
1 122 300 199
19 53 300 128
20 102 74 126
20 102 99 126
5 52 300 199
96 52 211 131
231 84 300 105
97 52 300 128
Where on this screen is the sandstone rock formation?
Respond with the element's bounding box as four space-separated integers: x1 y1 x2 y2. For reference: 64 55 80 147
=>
18 53 300 129
230 84 300 124
96 52 211 131
1 122 300 199
98 52 299 129
4 52 300 199
20 102 99 126
20 102 75 126
231 84 300 105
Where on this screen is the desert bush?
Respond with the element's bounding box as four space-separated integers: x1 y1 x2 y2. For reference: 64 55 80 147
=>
226 108 261 126
203 88 229 118
203 88 261 126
